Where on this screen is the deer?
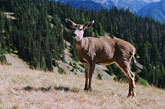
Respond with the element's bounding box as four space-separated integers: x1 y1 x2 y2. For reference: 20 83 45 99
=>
66 19 136 98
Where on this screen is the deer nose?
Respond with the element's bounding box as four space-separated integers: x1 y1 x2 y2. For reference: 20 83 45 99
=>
73 33 77 37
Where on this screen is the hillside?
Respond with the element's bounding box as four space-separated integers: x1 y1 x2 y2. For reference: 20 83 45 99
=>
0 0 165 90
0 54 165 109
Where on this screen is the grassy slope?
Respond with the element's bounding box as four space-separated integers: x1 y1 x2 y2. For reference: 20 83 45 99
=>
0 54 165 109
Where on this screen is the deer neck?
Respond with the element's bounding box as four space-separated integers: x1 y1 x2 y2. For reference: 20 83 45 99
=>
75 37 89 52
76 39 82 51
75 38 84 59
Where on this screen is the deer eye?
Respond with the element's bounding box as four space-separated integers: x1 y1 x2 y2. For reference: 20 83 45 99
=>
72 27 76 30
80 28 83 31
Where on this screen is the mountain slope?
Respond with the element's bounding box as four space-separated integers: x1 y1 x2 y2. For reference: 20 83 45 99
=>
0 53 165 108
69 1 104 11
54 0 164 22
54 0 160 12
110 0 147 12
138 0 165 23
55 0 105 11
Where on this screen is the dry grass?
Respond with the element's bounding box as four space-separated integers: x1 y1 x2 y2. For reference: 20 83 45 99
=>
0 54 165 109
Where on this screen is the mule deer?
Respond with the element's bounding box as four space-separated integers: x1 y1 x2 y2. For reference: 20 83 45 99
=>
66 19 136 97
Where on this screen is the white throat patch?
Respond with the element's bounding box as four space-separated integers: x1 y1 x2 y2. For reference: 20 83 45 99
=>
74 29 84 41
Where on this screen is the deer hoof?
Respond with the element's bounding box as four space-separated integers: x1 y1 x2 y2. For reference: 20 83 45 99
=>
84 87 88 91
127 92 136 98
88 88 92 91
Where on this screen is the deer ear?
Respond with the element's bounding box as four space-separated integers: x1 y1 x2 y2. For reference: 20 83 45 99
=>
65 19 76 28
83 20 94 29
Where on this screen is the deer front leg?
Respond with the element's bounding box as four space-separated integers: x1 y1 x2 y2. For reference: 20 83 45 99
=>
84 63 89 90
88 63 95 91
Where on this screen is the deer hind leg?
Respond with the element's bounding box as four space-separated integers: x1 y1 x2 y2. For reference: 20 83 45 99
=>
127 69 136 97
84 63 89 90
117 60 136 98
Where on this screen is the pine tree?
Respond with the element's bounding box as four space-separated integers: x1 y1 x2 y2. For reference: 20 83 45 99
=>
98 22 105 36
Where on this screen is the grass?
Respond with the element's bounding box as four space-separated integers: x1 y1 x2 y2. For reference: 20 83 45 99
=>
0 54 165 109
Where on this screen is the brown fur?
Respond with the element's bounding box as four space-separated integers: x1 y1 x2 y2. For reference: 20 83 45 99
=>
76 37 136 65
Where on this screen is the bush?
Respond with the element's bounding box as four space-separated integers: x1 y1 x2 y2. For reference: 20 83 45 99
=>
0 49 8 64
58 67 66 74
70 62 82 73
0 54 7 64
97 73 102 80
135 74 149 86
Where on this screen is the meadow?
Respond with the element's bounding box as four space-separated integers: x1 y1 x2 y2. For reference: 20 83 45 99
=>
0 54 164 109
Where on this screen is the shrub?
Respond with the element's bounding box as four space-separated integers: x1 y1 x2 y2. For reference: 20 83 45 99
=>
97 73 102 80
135 74 149 86
58 67 66 74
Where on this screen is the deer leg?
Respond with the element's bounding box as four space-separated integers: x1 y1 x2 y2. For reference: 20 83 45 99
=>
117 61 136 98
84 63 89 90
128 69 136 98
124 68 136 98
88 63 95 91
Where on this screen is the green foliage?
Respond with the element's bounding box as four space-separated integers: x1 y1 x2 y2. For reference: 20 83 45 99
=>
131 61 137 72
97 73 103 80
0 12 9 65
98 22 105 36
58 67 66 74
0 0 65 71
0 53 7 64
70 62 83 73
106 65 113 76
135 74 149 87
106 64 127 81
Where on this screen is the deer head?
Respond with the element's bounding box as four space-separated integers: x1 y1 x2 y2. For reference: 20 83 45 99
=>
66 19 94 41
